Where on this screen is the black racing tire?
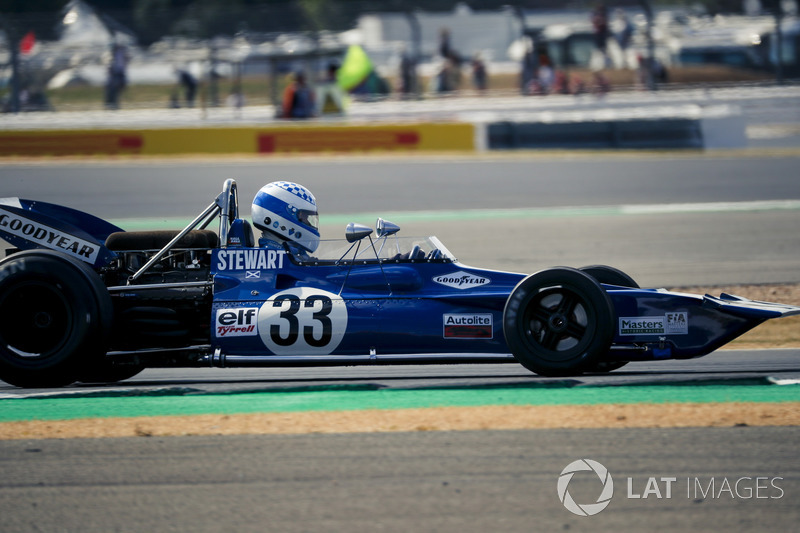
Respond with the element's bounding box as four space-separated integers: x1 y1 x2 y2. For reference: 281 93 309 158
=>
579 265 636 373
77 361 145 384
586 360 629 373
503 267 615 377
579 265 639 288
0 251 112 388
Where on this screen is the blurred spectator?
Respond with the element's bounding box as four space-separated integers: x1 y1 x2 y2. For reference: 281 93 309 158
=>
439 27 452 60
209 68 222 107
520 38 537 95
637 54 668 89
434 56 462 94
526 52 555 96
591 71 611 97
174 68 197 108
315 63 345 116
615 9 635 67
282 72 314 119
399 50 416 96
104 43 129 109
226 82 244 118
435 27 463 94
571 75 587 95
471 54 487 93
591 4 610 67
3 86 52 113
553 71 571 95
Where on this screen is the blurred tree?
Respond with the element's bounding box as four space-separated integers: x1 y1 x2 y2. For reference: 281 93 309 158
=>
0 0 68 112
0 0 68 40
3 0 775 49
296 0 346 32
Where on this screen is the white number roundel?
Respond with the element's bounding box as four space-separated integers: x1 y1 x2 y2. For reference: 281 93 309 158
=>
259 288 348 355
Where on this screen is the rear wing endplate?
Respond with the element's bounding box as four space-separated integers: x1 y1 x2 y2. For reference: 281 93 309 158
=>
0 198 121 268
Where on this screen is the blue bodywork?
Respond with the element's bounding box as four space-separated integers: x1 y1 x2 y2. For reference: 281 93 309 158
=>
211 246 521 359
209 236 797 365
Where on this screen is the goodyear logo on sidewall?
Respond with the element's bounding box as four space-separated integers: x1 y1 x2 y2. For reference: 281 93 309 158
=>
619 312 688 336
0 208 99 263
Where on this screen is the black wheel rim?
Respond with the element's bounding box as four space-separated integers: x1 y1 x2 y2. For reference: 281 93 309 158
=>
0 281 73 359
521 287 596 363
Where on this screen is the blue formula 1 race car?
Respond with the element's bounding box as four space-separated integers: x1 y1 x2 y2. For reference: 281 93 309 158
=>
0 179 798 388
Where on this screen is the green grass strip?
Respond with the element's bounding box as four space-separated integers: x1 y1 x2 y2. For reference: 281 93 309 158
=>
109 200 800 232
1 384 799 423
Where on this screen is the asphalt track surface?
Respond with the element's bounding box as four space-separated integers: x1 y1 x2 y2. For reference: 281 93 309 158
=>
2 151 799 286
1 427 798 532
1 152 799 531
2 349 799 397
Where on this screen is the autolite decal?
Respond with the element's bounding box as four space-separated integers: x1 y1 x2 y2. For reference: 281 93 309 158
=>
216 249 286 271
215 308 258 337
433 271 490 289
0 208 99 263
443 313 493 339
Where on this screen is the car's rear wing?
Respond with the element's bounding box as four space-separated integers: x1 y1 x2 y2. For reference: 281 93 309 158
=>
703 293 800 320
0 197 122 268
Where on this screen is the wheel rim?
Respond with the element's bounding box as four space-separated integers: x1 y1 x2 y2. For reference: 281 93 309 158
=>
0 281 73 359
521 287 596 363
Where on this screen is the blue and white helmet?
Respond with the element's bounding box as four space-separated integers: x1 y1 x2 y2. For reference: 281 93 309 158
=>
251 181 320 252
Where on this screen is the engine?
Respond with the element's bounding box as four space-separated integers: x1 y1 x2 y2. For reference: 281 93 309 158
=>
101 245 213 352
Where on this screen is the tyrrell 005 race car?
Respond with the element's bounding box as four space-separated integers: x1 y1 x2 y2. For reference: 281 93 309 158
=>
1 179 798 388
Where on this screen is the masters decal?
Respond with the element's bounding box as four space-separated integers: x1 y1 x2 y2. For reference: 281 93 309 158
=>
619 312 688 336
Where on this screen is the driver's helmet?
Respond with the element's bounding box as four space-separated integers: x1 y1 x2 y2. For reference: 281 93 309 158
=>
251 181 319 252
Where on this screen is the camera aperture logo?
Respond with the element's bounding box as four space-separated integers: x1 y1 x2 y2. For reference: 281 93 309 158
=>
557 459 614 516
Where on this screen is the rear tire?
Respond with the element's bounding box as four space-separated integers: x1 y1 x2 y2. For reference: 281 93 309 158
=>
503 267 615 376
77 361 144 384
0 251 112 388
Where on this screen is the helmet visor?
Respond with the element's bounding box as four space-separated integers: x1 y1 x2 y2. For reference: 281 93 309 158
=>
297 209 318 230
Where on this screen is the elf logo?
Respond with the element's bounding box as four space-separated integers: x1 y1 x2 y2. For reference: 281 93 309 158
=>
216 307 258 337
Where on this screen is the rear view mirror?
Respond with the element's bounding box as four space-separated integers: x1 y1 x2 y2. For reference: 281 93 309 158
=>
376 218 400 237
345 222 373 243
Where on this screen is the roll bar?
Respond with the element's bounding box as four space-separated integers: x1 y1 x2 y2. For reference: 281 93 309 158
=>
129 179 238 284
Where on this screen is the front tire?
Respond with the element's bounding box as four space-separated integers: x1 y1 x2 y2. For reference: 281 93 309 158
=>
0 251 112 388
503 267 615 376
579 265 637 373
